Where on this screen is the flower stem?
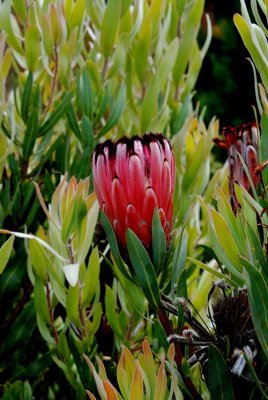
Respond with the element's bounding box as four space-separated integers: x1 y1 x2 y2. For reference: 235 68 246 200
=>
157 307 203 400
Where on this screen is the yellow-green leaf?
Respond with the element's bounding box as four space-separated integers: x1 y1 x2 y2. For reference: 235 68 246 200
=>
0 235 14 274
100 0 121 58
25 25 40 71
211 209 242 271
129 365 143 400
81 247 100 307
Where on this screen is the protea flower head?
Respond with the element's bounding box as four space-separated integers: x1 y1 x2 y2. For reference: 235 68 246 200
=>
92 133 175 250
213 122 263 212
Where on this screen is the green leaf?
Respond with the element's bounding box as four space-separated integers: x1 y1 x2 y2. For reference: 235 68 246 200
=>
155 37 179 90
176 269 187 299
12 0 27 22
39 92 72 137
68 333 92 388
234 13 268 92
28 239 48 282
208 345 234 400
66 284 80 326
173 0 204 86
0 235 14 274
21 72 33 123
66 103 82 141
82 68 93 119
241 257 268 360
101 211 132 281
154 319 168 351
25 24 40 71
126 229 161 308
152 209 166 273
61 197 77 243
81 247 100 307
34 276 50 324
2 381 32 400
187 257 238 287
105 284 124 340
100 0 121 58
97 85 126 139
243 352 268 399
210 208 243 272
0 302 36 355
22 108 39 160
135 16 152 83
171 233 188 288
11 353 53 381
81 115 94 150
113 261 145 315
246 222 268 275
140 79 158 133
94 87 109 124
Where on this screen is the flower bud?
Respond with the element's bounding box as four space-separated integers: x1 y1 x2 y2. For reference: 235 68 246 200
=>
213 122 261 212
92 133 175 249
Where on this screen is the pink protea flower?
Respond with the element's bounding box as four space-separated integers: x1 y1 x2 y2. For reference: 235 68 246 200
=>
92 133 175 249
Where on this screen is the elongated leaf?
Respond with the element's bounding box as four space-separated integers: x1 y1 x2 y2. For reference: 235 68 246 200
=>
100 0 121 58
97 85 126 138
22 108 39 160
12 352 53 381
81 247 100 307
39 92 72 136
243 352 268 399
25 24 40 71
66 284 80 326
66 103 82 141
246 222 268 275
81 115 94 149
21 71 33 123
173 0 204 86
126 229 161 308
129 365 143 400
82 68 92 119
140 79 158 132
100 211 132 281
152 209 166 273
135 16 152 83
0 302 36 355
34 276 50 324
210 209 243 271
187 257 238 287
234 14 268 91
208 345 234 400
95 87 109 124
0 235 14 274
154 319 168 351
241 257 268 359
105 285 124 340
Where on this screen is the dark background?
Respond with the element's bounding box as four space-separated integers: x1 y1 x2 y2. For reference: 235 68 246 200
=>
196 0 256 129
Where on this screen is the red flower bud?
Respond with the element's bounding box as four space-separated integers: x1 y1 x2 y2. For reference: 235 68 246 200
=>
92 133 175 249
213 122 261 213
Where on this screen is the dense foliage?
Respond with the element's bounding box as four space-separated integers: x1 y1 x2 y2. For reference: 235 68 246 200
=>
0 1 267 399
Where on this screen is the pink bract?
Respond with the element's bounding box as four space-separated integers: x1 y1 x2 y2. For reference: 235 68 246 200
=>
92 133 175 249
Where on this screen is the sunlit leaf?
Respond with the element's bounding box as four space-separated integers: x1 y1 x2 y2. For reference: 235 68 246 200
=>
0 235 14 274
